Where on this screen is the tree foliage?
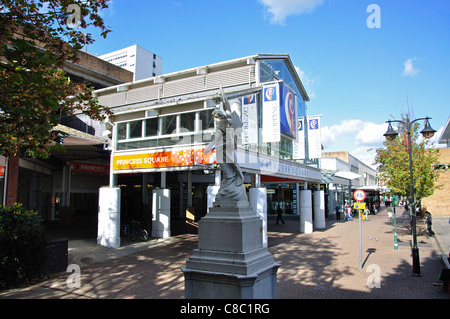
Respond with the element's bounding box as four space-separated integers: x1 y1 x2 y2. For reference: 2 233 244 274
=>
0 0 112 158
375 115 441 202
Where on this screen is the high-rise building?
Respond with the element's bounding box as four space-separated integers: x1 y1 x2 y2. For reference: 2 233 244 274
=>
99 44 163 81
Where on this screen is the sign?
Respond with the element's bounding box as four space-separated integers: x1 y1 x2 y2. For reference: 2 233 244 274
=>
242 94 258 144
112 148 216 170
353 202 366 210
307 115 322 159
262 84 280 143
0 166 5 177
293 118 305 159
353 189 366 202
69 162 109 174
279 83 296 138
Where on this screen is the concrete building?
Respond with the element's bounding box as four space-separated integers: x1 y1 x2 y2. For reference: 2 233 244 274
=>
321 151 379 216
421 116 450 217
99 45 163 81
0 50 133 224
93 53 326 247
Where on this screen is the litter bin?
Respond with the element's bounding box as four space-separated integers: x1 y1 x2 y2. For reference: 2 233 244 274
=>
41 238 68 274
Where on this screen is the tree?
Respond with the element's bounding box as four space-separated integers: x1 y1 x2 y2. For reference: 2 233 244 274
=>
0 0 112 159
375 114 441 203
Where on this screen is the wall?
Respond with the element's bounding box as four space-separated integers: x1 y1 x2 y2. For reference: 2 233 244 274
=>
421 148 450 217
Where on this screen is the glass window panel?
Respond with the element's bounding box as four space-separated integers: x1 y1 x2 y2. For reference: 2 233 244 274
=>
129 120 143 139
161 115 177 135
145 118 158 137
117 123 127 140
180 112 195 132
200 110 214 130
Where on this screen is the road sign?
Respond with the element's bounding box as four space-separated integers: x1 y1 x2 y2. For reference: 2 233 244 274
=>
353 189 366 202
353 202 366 210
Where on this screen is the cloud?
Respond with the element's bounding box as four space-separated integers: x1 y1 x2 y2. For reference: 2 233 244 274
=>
258 0 325 25
402 58 420 77
355 122 387 147
295 66 320 99
321 119 364 148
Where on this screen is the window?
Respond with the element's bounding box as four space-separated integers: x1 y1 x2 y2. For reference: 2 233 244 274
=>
117 123 127 140
180 112 195 132
161 115 177 135
129 120 143 139
145 118 158 137
200 109 214 130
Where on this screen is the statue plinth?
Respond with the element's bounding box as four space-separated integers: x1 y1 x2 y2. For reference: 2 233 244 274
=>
182 202 279 299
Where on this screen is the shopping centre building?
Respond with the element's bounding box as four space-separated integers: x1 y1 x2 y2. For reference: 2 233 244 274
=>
93 53 329 246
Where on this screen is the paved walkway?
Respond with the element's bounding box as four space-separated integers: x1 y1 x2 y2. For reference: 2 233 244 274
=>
0 207 448 299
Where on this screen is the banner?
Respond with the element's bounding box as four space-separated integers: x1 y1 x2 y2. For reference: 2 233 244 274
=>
262 84 280 143
279 83 296 138
112 148 216 170
308 115 322 159
293 117 305 159
242 94 258 144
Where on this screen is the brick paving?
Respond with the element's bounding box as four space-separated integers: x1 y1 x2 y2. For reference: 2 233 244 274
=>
0 207 448 299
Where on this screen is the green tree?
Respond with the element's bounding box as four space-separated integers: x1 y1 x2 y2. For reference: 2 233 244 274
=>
375 114 441 203
0 0 112 159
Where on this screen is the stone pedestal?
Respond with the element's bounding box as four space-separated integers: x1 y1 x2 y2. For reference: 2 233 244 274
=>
300 190 313 233
182 200 279 299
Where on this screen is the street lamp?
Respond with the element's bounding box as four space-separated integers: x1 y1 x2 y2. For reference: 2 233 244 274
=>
383 116 436 276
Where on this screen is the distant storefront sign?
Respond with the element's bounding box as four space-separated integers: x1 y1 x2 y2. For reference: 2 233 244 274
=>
69 162 109 174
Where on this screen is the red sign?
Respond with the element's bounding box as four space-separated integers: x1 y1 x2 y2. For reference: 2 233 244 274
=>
0 166 5 176
353 189 366 202
69 162 110 174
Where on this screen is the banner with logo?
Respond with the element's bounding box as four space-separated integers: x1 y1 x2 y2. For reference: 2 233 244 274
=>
262 84 280 143
242 94 258 144
308 115 322 159
279 83 296 138
293 117 305 159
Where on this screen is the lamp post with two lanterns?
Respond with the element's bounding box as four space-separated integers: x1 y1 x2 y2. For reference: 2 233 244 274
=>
383 115 436 277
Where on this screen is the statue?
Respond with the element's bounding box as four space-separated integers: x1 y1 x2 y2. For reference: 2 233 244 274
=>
204 88 248 204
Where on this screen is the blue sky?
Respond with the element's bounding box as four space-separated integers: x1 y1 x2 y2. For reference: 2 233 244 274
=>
86 0 450 168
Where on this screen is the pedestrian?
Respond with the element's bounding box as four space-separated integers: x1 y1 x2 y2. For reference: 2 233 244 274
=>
387 206 393 219
425 211 435 236
345 205 353 221
335 205 341 221
276 206 285 225
364 207 369 221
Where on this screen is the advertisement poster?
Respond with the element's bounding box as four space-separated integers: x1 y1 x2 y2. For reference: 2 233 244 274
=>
279 83 296 138
262 84 280 143
242 94 258 144
308 115 322 159
293 117 305 159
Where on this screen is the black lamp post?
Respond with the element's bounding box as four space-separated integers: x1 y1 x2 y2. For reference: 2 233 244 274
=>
383 116 436 276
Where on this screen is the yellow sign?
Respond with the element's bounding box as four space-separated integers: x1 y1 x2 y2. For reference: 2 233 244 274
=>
353 202 366 210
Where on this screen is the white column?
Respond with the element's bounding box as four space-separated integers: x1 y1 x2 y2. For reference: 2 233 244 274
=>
97 187 121 248
300 189 313 233
249 187 268 247
152 188 171 238
313 190 326 229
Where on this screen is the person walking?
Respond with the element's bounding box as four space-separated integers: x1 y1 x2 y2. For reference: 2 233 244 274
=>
276 206 285 225
425 211 435 236
335 205 341 221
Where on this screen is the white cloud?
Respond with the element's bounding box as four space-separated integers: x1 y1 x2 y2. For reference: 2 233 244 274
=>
258 0 325 25
402 58 420 77
355 122 387 147
321 120 387 169
295 66 320 99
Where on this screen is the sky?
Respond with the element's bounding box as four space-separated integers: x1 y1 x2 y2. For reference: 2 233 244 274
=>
85 0 450 169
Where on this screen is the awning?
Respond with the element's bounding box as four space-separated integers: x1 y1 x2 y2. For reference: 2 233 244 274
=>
333 171 362 180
